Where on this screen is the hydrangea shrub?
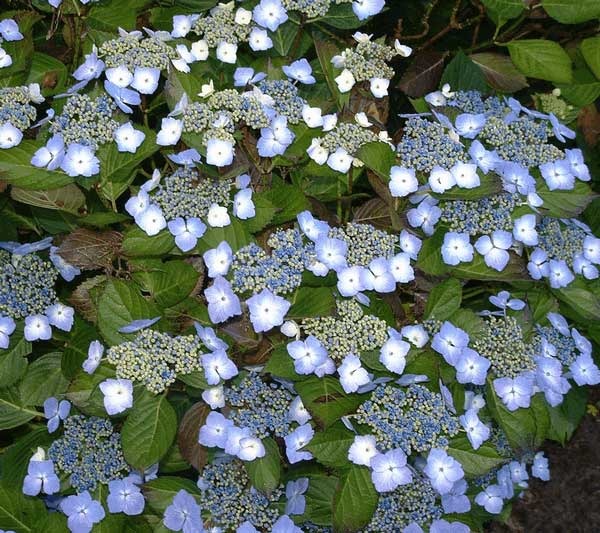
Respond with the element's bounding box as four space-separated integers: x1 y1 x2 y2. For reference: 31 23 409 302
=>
0 0 599 532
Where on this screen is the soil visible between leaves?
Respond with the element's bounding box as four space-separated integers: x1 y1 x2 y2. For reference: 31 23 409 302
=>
487 388 600 533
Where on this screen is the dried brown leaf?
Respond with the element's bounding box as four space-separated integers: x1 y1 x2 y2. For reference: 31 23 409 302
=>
68 275 108 323
58 228 122 271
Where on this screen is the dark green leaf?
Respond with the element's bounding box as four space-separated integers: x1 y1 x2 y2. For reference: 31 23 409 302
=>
424 278 462 320
244 437 281 494
470 52 528 92
332 465 378 532
481 0 525 26
356 141 396 181
447 436 505 477
288 287 336 319
122 392 178 470
580 36 600 80
0 387 39 430
20 352 69 406
296 376 367 427
306 422 355 467
441 51 488 92
97 279 161 346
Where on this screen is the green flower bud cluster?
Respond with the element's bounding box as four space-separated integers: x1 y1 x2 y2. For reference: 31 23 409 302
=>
320 122 379 156
191 6 254 48
99 34 177 70
329 222 396 266
0 250 58 319
49 94 118 150
202 89 269 131
472 315 536 378
202 126 236 146
106 329 204 393
480 116 563 168
282 0 335 18
340 40 395 82
440 193 518 236
0 86 38 130
182 101 215 134
302 299 388 362
230 229 312 296
150 167 233 221
534 92 575 122
353 384 460 455
198 459 283 531
363 476 442 532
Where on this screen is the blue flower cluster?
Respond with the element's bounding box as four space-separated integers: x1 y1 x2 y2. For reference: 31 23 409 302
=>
225 372 294 438
0 243 75 344
392 89 600 286
353 384 460 454
424 293 600 413
48 415 129 492
8 1 600 531
230 229 313 296
197 459 283 530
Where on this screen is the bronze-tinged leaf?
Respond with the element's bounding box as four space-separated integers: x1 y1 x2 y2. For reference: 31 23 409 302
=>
242 338 274 366
177 402 210 472
220 316 260 349
352 198 392 229
58 228 123 271
68 275 108 323
398 50 448 98
578 105 600 147
470 53 528 93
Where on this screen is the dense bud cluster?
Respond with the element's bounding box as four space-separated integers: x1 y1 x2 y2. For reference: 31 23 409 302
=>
99 34 178 69
198 459 282 530
50 94 119 149
48 415 128 492
151 167 233 221
353 384 460 454
0 250 58 319
302 299 388 361
106 329 204 393
225 372 294 438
